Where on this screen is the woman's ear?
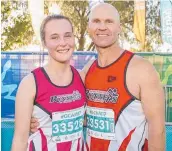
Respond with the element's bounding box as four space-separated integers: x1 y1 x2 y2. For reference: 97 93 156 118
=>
42 41 46 49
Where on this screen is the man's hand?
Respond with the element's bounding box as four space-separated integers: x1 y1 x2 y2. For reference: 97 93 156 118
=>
30 117 39 133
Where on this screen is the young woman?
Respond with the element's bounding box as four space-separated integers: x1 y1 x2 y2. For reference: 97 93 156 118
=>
11 15 86 151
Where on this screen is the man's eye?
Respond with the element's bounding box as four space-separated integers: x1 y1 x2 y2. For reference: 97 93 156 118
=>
106 20 113 23
65 35 72 38
51 37 58 39
93 19 100 23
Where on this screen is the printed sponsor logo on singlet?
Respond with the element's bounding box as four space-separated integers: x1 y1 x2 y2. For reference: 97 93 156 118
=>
108 75 116 82
50 90 81 103
86 88 119 103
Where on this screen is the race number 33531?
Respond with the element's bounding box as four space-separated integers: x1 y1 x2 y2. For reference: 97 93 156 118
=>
86 106 116 140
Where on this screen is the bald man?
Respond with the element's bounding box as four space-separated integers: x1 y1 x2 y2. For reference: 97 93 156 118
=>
30 3 165 151
83 3 165 151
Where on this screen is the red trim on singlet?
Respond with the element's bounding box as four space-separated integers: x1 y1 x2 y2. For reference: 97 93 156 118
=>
81 140 86 151
57 141 72 151
142 139 148 151
29 140 34 151
39 128 48 151
77 138 81 151
118 128 136 151
86 141 89 151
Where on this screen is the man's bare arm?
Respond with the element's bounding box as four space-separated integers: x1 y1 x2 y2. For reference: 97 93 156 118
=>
139 60 165 151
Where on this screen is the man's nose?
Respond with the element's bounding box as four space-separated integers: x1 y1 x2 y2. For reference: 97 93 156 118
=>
98 22 107 30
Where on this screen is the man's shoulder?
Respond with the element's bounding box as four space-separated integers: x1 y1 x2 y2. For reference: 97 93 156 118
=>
130 54 154 70
130 54 159 83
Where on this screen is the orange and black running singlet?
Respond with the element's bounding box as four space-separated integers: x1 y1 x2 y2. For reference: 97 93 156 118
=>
85 50 148 151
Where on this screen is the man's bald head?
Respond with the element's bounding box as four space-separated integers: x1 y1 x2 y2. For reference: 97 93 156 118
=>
89 3 120 24
87 3 121 49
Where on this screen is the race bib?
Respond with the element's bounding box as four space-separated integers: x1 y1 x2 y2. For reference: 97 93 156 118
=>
86 106 116 140
52 106 85 143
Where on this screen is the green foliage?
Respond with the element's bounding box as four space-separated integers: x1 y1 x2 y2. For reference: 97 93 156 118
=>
1 0 161 52
108 0 161 52
145 1 162 51
1 1 34 51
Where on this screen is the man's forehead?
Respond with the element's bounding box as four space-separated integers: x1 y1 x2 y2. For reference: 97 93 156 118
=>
90 16 115 21
89 3 119 22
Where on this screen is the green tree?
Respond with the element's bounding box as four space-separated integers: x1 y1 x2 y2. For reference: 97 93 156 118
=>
145 0 161 51
108 0 161 52
1 0 161 52
55 0 161 51
1 1 34 51
61 1 89 51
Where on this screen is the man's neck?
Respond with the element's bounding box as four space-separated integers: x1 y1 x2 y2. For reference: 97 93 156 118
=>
97 45 124 67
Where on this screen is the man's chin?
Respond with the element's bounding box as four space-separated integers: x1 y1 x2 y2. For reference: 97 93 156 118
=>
96 44 113 49
95 40 118 49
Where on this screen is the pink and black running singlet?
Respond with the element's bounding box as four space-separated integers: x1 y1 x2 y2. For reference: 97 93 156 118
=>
27 66 86 151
